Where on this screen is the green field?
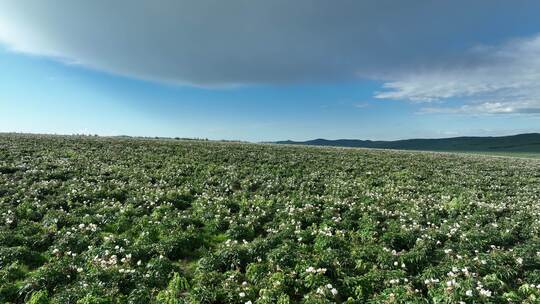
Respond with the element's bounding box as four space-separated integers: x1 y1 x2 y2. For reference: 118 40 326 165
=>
450 151 540 159
1 134 540 303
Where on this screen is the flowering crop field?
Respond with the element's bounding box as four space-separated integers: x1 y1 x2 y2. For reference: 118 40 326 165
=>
1 134 540 304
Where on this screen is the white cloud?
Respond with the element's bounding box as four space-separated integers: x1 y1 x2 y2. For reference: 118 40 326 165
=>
420 101 540 115
375 34 540 114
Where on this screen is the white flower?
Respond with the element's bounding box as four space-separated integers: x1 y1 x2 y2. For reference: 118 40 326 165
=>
239 292 246 298
479 288 492 297
331 288 338 295
466 290 473 297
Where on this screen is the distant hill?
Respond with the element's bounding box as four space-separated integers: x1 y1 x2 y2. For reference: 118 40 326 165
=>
274 133 540 153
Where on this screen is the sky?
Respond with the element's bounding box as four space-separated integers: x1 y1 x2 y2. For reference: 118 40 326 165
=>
2 0 540 141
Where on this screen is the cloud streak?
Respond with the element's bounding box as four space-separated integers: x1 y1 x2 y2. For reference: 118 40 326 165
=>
376 35 540 114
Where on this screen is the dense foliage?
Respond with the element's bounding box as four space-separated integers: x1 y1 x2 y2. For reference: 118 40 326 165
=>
1 134 540 303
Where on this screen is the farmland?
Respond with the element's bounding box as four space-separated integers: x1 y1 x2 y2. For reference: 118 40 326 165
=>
1 134 540 303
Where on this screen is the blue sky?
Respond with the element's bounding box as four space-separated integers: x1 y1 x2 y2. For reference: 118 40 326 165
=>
2 1 540 141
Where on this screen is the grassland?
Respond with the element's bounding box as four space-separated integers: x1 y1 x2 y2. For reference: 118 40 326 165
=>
450 151 540 159
1 134 540 303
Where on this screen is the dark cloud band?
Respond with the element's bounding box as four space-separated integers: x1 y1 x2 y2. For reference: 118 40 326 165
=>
1 0 539 87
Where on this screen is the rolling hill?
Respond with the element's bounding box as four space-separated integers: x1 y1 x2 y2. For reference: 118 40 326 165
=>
274 133 540 153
